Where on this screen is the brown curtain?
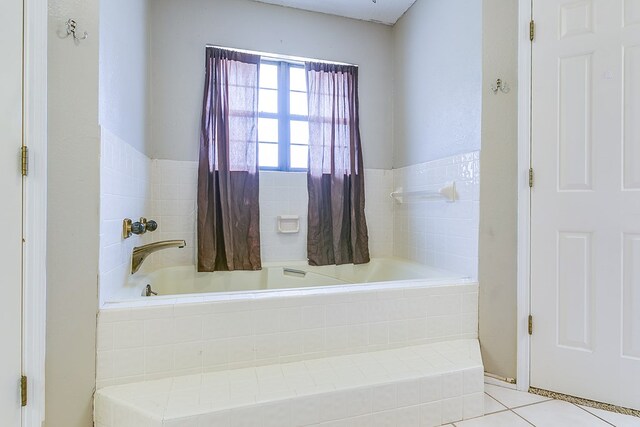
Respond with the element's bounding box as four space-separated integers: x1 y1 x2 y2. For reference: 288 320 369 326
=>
197 47 261 272
306 62 370 266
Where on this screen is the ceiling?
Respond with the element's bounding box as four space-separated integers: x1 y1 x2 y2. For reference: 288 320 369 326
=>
250 0 417 25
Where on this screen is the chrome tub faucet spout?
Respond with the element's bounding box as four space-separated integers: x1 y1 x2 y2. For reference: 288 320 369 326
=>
131 240 186 274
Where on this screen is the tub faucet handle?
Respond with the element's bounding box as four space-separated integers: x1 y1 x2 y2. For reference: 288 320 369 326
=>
123 218 147 238
146 219 158 232
139 217 159 232
123 218 159 239
131 220 146 235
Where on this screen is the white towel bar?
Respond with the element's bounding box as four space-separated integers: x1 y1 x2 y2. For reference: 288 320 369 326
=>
390 181 456 203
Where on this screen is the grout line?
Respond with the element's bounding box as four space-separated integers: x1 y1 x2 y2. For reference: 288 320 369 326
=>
484 392 508 413
490 397 554 412
511 409 537 426
461 407 511 422
573 403 617 427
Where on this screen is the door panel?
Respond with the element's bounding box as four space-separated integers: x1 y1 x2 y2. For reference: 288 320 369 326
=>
624 45 640 189
531 0 640 409
0 0 23 424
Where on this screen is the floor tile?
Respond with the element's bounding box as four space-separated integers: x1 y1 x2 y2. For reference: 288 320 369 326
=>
484 393 508 414
484 383 551 409
454 410 532 427
514 400 611 426
484 376 517 390
579 405 640 427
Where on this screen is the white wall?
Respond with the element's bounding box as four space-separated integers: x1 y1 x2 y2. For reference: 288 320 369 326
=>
392 0 483 168
46 0 99 425
99 0 150 155
478 0 519 380
148 0 394 169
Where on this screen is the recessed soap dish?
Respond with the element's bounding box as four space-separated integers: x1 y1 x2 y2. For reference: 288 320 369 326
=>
277 215 300 234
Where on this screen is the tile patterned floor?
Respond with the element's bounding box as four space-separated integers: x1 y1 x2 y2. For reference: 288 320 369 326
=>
448 377 640 426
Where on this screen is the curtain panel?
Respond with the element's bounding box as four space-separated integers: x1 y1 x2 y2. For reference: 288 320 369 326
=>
306 62 370 266
197 47 262 272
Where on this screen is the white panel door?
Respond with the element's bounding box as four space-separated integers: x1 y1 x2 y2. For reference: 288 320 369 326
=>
531 0 640 409
0 0 23 424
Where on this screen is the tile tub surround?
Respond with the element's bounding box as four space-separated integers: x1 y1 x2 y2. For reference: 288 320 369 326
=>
151 163 395 265
99 144 480 306
96 281 478 389
99 129 154 305
393 151 480 279
94 339 484 427
101 156 393 304
149 160 198 269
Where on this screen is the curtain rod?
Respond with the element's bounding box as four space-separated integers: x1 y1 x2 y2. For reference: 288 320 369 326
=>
205 44 358 67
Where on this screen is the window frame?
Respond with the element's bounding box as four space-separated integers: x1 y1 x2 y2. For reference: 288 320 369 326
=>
258 59 309 172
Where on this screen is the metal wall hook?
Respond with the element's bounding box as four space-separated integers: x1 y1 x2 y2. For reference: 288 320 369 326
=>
491 78 510 94
61 19 88 43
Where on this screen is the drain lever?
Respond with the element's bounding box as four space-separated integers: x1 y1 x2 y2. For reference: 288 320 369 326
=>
283 268 307 277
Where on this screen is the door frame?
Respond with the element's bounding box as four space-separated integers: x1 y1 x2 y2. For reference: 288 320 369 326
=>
22 0 47 424
516 0 533 392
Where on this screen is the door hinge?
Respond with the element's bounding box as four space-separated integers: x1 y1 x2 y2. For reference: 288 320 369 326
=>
21 376 27 407
528 315 533 335
21 146 28 177
530 20 535 41
529 168 534 188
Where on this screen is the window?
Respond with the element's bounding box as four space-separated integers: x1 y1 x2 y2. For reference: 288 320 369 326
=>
258 60 309 171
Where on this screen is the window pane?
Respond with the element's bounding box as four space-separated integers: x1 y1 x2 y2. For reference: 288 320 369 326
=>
290 67 307 92
259 89 278 113
259 143 279 168
290 91 308 116
260 63 278 89
290 120 309 145
258 118 279 143
290 145 308 169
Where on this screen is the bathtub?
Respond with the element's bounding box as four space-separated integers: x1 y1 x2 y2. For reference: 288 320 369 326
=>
98 258 479 391
122 257 468 300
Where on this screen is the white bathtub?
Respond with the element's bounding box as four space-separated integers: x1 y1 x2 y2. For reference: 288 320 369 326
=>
122 257 468 300
98 258 478 390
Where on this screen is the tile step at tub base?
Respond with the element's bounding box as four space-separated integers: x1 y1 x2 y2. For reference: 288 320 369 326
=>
94 339 484 427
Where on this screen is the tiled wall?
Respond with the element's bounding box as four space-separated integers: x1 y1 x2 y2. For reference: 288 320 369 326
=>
99 129 153 305
258 171 309 263
364 169 395 259
99 143 479 304
100 150 394 305
260 169 394 262
393 151 480 279
149 160 198 268
96 281 478 389
149 162 394 265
